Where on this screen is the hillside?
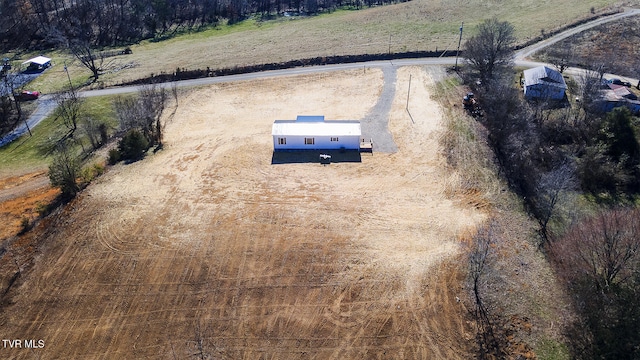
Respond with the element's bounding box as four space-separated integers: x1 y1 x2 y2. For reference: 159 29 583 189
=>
1 1 637 358
535 15 640 79
0 66 491 358
26 0 626 91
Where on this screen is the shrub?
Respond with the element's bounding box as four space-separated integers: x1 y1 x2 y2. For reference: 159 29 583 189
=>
577 107 640 195
80 167 93 184
108 148 121 164
19 216 31 234
35 201 50 217
48 146 81 198
92 162 105 176
80 162 107 184
118 129 149 161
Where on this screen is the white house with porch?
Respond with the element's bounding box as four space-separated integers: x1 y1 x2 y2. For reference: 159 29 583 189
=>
272 115 361 151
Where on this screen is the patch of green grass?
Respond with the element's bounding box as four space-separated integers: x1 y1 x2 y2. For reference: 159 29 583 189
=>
82 95 118 129
151 17 267 42
0 111 63 174
536 338 571 360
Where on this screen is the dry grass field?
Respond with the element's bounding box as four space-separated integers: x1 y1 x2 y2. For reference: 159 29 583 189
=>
1 2 637 356
27 0 626 92
0 66 488 358
535 15 640 79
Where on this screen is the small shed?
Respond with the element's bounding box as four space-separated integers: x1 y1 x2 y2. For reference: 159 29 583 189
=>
272 115 361 151
523 66 567 100
22 56 52 72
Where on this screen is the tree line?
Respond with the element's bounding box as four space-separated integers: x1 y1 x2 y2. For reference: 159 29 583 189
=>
462 18 640 359
48 83 175 199
464 19 640 233
0 0 408 51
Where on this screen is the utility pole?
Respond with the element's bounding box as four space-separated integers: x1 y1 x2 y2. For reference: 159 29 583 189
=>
64 61 74 93
455 22 464 71
406 74 412 111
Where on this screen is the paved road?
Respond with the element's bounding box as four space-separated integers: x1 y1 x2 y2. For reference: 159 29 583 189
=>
2 7 638 149
0 98 56 148
515 8 640 61
80 58 457 98
514 8 640 87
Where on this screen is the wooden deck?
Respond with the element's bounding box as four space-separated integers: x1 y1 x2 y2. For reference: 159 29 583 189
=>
360 139 373 153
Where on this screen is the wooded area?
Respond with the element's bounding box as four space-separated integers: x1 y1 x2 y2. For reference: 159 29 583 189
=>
461 18 640 360
0 0 408 51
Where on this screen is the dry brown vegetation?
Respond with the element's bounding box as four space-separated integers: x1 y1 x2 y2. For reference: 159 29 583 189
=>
1 3 636 356
434 73 575 359
0 67 492 358
536 15 640 79
0 172 59 240
27 0 626 92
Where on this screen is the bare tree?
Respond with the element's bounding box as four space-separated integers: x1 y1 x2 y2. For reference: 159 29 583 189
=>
114 95 141 132
467 221 503 358
138 84 168 146
532 162 575 246
81 116 103 150
464 18 516 81
544 47 574 74
577 67 604 112
1 71 31 136
54 86 85 142
48 140 81 198
0 94 12 129
69 39 105 82
551 207 640 359
115 84 170 148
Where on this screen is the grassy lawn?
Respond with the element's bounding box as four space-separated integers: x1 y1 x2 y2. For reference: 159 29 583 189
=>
0 96 117 176
21 0 622 92
0 112 63 176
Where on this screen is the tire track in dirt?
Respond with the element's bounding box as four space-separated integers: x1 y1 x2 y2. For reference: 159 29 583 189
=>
1 68 484 359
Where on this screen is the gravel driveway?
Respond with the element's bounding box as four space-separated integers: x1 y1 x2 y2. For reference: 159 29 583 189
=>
360 64 398 153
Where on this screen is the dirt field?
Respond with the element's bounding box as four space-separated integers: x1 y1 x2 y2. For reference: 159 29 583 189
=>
1 66 486 358
0 172 58 240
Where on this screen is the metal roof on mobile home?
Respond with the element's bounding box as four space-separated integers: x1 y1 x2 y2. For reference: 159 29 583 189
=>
272 117 361 137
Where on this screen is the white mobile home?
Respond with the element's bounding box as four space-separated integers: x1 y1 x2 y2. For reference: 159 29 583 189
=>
272 115 361 151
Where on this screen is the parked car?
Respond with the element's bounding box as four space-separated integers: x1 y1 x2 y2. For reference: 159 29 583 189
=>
14 90 40 101
608 78 632 87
